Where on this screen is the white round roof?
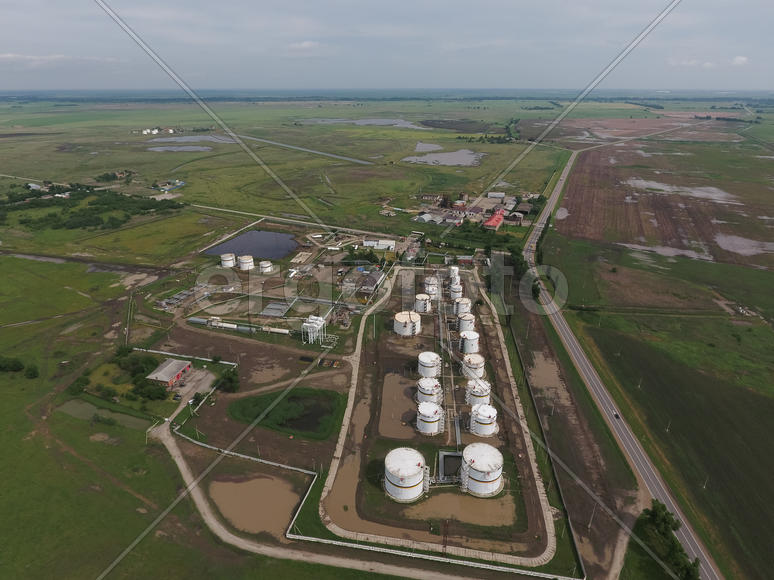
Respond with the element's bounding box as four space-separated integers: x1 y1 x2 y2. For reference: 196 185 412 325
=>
418 351 441 364
463 442 503 471
385 448 425 478
460 330 479 340
395 310 420 323
417 377 441 390
415 293 430 300
463 353 485 366
425 276 438 284
455 297 471 304
472 403 497 419
458 313 475 320
221 253 235 258
467 378 491 393
417 401 442 416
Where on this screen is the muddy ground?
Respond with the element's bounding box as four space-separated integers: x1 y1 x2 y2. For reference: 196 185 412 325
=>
508 282 645 579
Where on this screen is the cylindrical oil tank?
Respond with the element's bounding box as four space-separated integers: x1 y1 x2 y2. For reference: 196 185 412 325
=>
416 401 443 436
449 265 459 281
220 253 236 268
461 353 485 379
394 311 421 337
470 404 498 437
457 312 476 332
417 351 442 378
459 330 480 354
237 255 255 271
465 378 491 406
258 260 273 273
414 293 432 314
384 448 426 503
453 297 472 315
449 283 463 300
424 276 439 298
416 377 443 404
461 442 504 497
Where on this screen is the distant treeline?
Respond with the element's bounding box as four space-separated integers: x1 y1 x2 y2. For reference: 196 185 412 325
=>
626 101 665 109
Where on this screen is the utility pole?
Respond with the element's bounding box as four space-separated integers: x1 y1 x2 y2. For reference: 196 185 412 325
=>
703 476 709 489
666 419 672 433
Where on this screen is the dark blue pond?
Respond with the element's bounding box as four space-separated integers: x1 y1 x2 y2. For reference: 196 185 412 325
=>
204 230 298 259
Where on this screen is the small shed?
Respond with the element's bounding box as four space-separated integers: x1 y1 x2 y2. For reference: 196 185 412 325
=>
146 358 192 388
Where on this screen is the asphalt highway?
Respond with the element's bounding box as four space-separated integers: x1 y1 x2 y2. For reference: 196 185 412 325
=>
524 151 722 580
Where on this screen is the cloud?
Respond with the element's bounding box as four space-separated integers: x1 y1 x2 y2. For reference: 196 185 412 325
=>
0 53 122 67
284 40 328 58
731 55 749 66
667 57 716 69
287 40 320 51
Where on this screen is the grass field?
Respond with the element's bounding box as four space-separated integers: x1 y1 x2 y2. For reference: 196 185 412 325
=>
228 387 345 440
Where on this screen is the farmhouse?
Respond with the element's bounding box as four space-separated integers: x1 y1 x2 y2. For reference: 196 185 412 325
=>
483 209 505 231
146 358 192 388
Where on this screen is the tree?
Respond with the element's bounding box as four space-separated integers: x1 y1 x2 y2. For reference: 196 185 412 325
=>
24 365 39 379
531 279 541 300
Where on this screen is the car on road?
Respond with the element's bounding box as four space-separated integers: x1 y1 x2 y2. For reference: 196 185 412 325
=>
613 411 620 419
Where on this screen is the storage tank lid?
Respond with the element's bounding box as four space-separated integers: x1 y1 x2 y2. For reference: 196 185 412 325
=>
395 310 420 323
418 401 442 416
463 353 485 365
458 312 475 320
463 442 503 471
467 378 491 393
385 448 425 477
417 377 440 390
418 351 441 364
472 403 497 419
425 276 438 284
415 293 430 300
259 260 272 266
221 253 235 258
455 297 471 304
460 330 479 340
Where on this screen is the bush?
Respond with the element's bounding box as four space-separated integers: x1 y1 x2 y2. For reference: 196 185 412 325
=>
216 368 240 393
67 376 89 395
0 356 24 372
24 365 39 379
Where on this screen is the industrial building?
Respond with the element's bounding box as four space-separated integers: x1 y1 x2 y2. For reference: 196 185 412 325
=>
146 358 192 388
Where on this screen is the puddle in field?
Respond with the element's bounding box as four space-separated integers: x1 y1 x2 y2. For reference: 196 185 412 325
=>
209 476 299 536
619 243 714 261
555 208 569 220
714 234 774 255
148 135 235 144
57 399 150 430
147 146 212 152
402 149 485 167
307 118 427 130
414 141 443 152
624 178 739 204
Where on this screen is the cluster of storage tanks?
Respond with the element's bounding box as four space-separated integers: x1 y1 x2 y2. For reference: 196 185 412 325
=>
382 265 505 503
220 253 273 273
384 442 504 502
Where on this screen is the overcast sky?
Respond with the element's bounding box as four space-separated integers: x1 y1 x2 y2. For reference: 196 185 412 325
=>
1 0 771 92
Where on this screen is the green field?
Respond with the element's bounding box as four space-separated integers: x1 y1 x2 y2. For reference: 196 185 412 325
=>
228 387 345 440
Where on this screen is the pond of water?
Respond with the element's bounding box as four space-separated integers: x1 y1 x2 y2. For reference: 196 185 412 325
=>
204 230 298 259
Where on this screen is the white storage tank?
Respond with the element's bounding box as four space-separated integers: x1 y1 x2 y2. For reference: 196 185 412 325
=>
424 276 439 298
459 330 480 354
237 255 255 271
417 351 442 378
220 253 236 268
416 401 444 436
414 293 432 314
416 377 443 404
461 353 486 379
449 265 460 283
258 260 273 274
394 311 421 337
453 297 472 315
457 312 476 332
449 283 463 300
466 378 491 406
384 448 427 503
461 443 504 497
470 404 498 437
